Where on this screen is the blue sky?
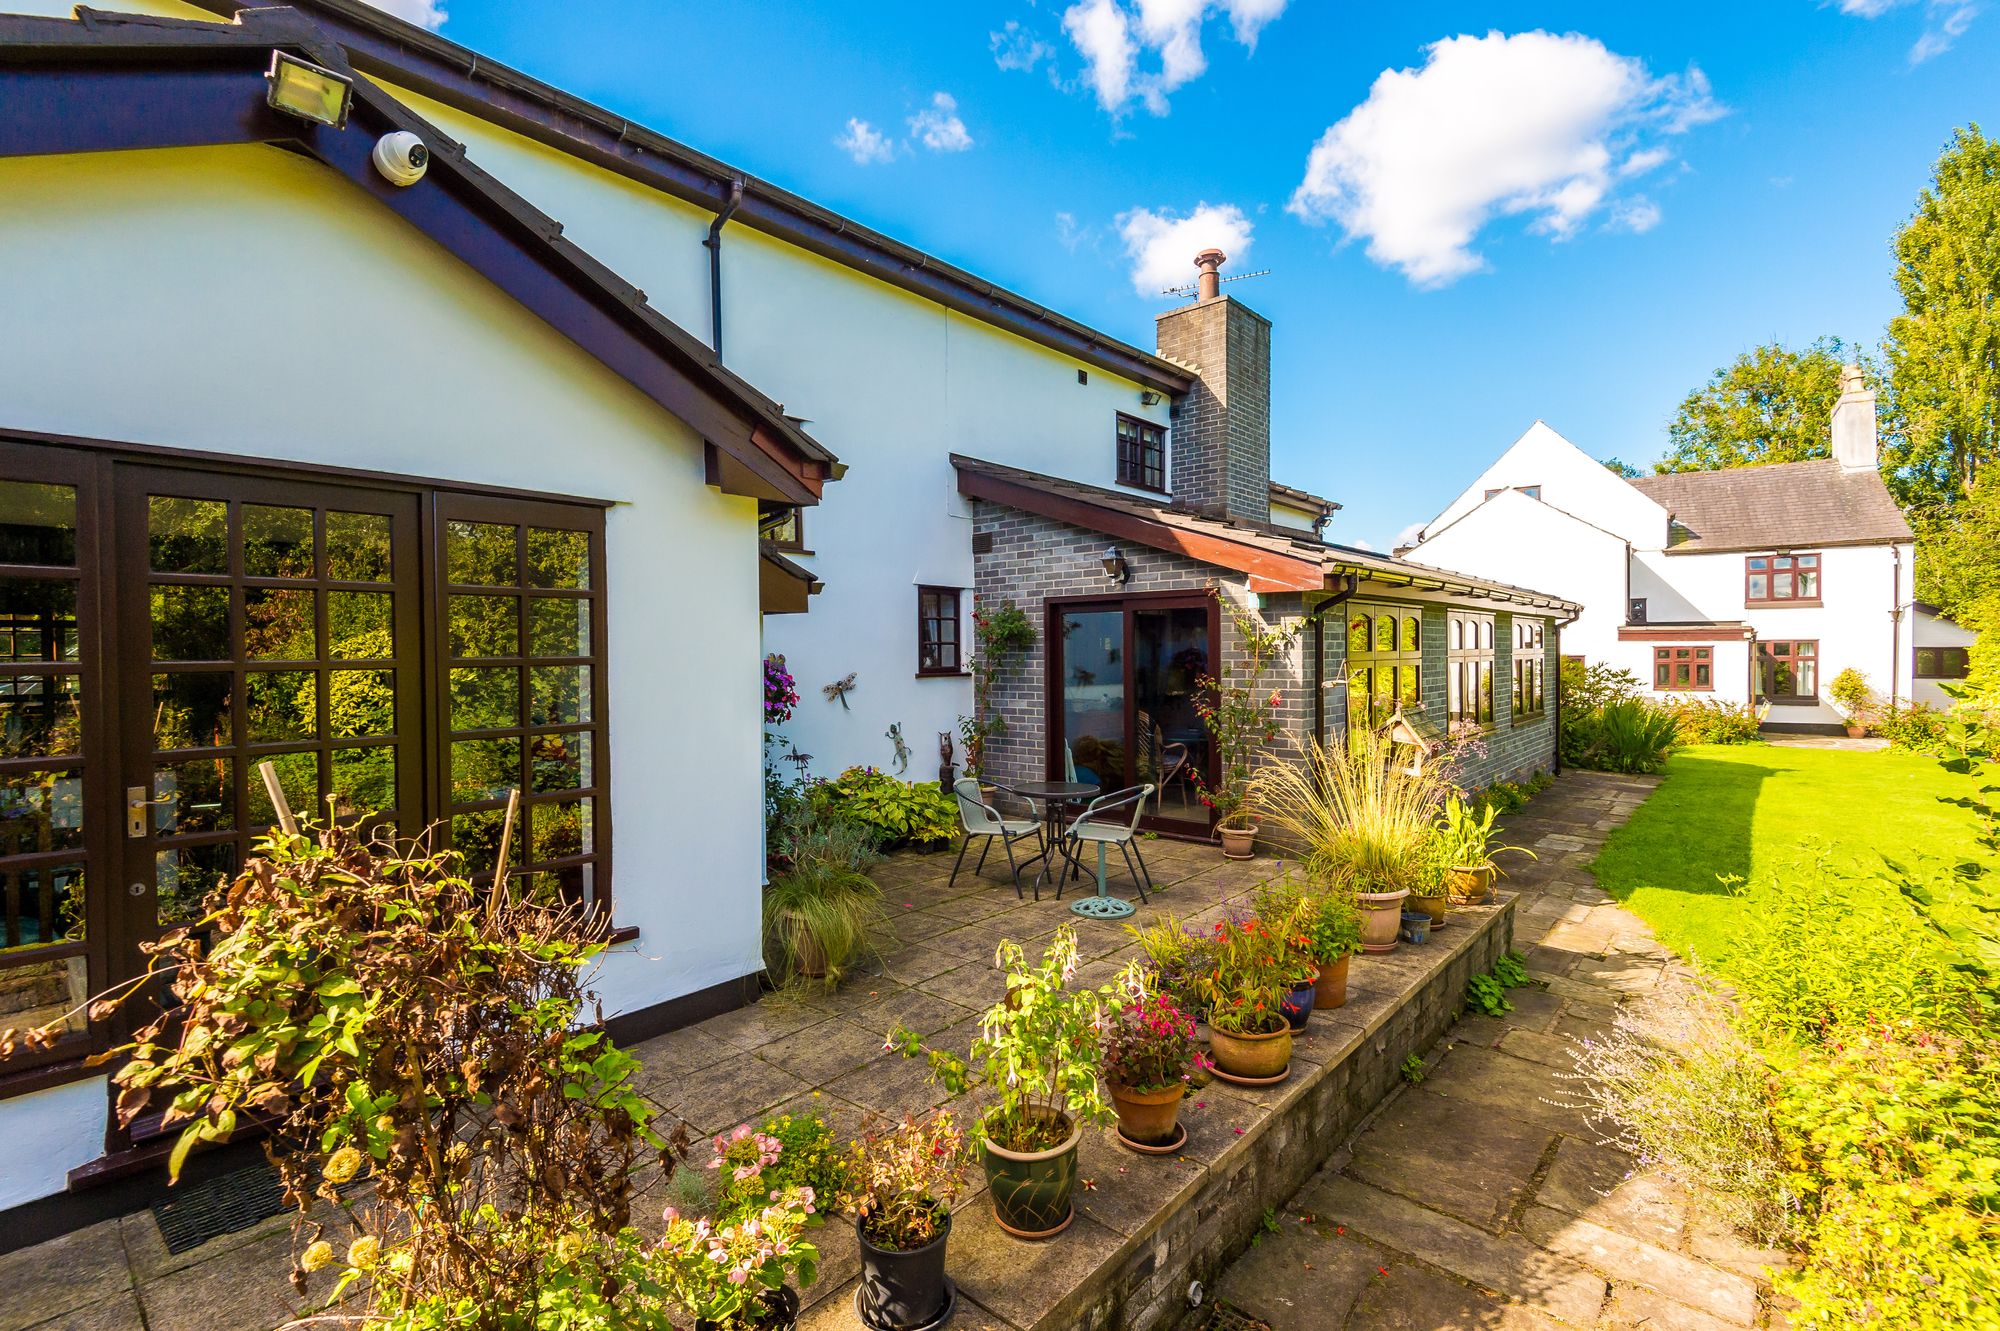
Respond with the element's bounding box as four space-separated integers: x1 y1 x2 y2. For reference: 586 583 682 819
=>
389 1 1993 548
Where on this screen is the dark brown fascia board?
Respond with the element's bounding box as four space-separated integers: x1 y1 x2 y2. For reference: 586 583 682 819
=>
180 0 1194 399
953 461 1326 592
0 7 832 506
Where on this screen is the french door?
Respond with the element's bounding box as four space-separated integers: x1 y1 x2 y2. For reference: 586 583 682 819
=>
1046 592 1217 834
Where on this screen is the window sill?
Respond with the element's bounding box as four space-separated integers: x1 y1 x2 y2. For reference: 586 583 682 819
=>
0 1051 102 1103
607 924 640 945
915 669 970 680
769 546 815 558
1763 696 1820 707
1745 600 1823 609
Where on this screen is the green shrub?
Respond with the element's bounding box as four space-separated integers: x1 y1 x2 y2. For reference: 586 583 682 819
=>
1560 658 1642 712
810 767 956 847
1878 701 1951 752
1469 772 1552 818
704 1110 853 1226
1660 697 1761 745
1567 699 1679 773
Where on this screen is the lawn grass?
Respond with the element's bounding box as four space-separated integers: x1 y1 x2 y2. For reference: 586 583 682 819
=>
1590 742 1993 970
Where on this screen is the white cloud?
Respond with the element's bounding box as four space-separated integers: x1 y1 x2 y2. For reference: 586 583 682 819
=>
1117 201 1254 296
1391 521 1426 551
908 92 974 152
1059 0 1289 115
360 0 446 29
835 118 896 165
1608 196 1663 233
1834 0 1982 61
1287 31 1722 287
992 20 1057 72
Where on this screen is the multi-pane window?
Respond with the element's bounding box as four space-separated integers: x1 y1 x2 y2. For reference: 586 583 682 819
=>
1746 553 1821 604
764 507 804 551
443 502 607 909
1116 414 1166 493
1654 646 1713 691
917 587 962 675
1758 640 1818 699
1447 611 1494 726
1916 647 1970 680
1345 604 1423 731
1628 598 1648 624
1511 618 1547 719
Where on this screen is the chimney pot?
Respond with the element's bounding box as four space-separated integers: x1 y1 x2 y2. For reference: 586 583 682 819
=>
1194 248 1225 301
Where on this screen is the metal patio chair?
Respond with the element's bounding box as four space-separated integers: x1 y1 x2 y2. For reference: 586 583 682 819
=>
1055 783 1155 902
948 778 1041 898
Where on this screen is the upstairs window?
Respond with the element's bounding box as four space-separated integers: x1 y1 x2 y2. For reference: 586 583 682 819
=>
917 587 962 675
1746 553 1821 604
763 507 804 552
1447 610 1494 726
1916 647 1970 680
1654 645 1712 691
1628 597 1648 624
1116 414 1166 493
1511 618 1547 719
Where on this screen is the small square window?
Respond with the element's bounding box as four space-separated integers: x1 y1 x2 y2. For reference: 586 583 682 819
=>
917 587 962 675
1116 414 1166 492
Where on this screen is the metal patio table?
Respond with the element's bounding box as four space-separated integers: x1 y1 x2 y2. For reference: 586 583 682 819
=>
999 779 1101 902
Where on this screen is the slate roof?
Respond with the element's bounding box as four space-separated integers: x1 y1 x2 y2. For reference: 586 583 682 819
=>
952 456 1580 613
1628 460 1912 553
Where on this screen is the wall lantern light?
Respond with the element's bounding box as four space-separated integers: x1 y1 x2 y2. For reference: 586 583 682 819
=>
266 50 353 129
1101 546 1130 584
1139 390 1163 407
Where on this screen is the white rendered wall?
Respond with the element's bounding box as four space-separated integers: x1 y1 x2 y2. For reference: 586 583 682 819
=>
1912 606 1979 708
1269 499 1321 532
373 84 1175 782
1420 422 1669 549
1631 544 1912 724
0 1077 106 1211
0 145 771 1194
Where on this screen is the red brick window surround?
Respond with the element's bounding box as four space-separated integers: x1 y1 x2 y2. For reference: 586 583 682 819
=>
1654 645 1713 691
916 586 963 676
1116 414 1166 493
1746 553 1821 605
1447 610 1494 726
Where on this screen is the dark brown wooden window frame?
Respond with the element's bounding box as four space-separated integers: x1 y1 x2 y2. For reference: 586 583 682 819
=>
1916 646 1971 680
1757 639 1819 702
1115 413 1166 494
763 506 806 553
916 586 963 677
1653 645 1713 692
1746 552 1822 606
1447 610 1495 727
1511 617 1547 721
1344 602 1425 732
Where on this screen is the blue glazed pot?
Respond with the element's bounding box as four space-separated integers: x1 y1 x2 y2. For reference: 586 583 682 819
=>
1281 978 1316 1030
1400 911 1432 945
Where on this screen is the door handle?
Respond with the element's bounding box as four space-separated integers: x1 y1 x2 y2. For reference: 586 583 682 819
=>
126 785 173 838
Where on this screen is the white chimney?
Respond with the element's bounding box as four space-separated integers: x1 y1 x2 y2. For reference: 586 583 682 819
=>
1830 363 1878 472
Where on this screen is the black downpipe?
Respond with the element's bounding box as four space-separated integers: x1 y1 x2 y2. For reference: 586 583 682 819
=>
704 177 745 355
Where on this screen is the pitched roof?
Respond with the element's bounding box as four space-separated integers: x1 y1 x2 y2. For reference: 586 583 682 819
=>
1628 460 1912 553
952 456 1579 613
180 0 1194 397
0 5 835 505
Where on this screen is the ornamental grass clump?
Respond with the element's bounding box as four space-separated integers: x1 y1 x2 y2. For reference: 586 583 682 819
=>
845 1110 973 1251
1249 725 1450 894
3 822 688 1331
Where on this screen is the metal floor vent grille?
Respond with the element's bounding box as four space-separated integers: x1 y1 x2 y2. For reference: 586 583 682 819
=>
1197 1302 1274 1331
151 1162 288 1254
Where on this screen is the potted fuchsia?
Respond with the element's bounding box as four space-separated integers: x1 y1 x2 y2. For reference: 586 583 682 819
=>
1100 986 1209 1153
657 1185 821 1330
846 1110 973 1330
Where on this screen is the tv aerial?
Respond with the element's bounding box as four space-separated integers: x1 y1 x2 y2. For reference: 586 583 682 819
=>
1161 268 1271 299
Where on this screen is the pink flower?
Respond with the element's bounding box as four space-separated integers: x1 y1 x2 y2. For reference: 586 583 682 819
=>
662 1207 679 1224
728 1268 749 1285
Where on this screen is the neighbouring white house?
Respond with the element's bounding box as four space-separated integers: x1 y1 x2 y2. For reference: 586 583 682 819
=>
0 0 1579 1234
1402 367 1918 731
1912 602 1978 708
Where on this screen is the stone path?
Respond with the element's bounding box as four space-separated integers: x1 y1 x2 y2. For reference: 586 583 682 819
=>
1207 770 1791 1331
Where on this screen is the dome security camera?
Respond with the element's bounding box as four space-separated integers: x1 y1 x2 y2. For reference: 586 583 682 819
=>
372 130 429 186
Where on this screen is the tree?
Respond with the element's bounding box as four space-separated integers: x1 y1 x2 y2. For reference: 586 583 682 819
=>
1884 124 2000 516
1658 338 1881 474
1601 457 1644 479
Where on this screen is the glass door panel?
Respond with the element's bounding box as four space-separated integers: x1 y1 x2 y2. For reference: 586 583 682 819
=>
1132 607 1211 829
1057 609 1123 791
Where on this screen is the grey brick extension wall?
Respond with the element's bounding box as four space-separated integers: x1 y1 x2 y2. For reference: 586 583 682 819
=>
970 502 1557 816
1154 295 1271 524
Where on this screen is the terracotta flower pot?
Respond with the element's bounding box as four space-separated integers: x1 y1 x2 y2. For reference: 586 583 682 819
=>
1208 1022 1292 1080
857 1211 951 1330
980 1113 1081 1239
1355 888 1410 953
697 1285 799 1331
1845 724 1866 739
1313 953 1350 1010
1445 865 1493 905
1109 1083 1185 1146
1408 889 1450 927
1218 824 1258 860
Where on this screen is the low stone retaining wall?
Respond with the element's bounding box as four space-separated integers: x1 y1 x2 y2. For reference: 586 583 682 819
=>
1061 897 1517 1330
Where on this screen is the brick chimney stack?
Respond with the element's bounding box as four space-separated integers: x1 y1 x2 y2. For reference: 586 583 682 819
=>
1154 250 1271 523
